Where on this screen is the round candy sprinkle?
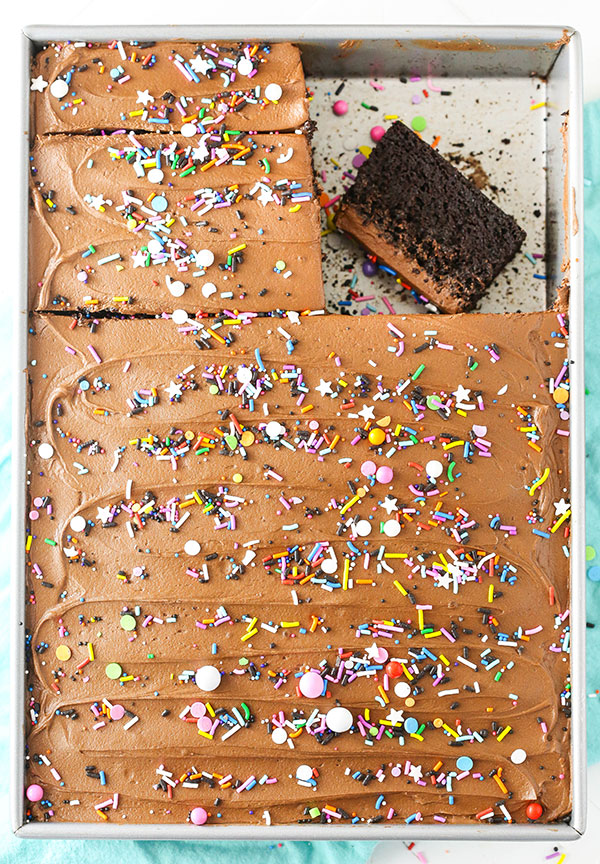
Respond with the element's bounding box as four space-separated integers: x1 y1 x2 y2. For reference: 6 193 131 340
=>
190 806 208 825
50 78 69 99
110 704 125 721
196 665 221 691
105 662 122 680
552 387 569 404
232 473 243 484
168 280 185 298
120 614 137 631
456 756 473 771
55 644 71 661
354 519 372 537
526 802 543 820
370 125 385 142
510 748 527 764
184 540 201 556
69 515 87 533
197 715 212 732
38 442 54 460
320 557 337 574
265 421 286 439
376 465 393 484
426 460 443 478
386 661 403 680
196 249 215 268
172 309 188 325
181 122 197 138
332 100 348 116
360 460 377 477
362 258 378 277
296 764 313 782
237 57 253 76
586 545 596 561
150 195 168 212
325 706 353 733
383 520 401 537
202 282 217 298
236 366 253 384
352 153 367 169
298 670 324 698
411 115 427 132
271 726 288 744
147 168 164 184
265 83 283 101
241 431 255 447
25 784 44 802
403 717 419 734
190 701 206 719
587 566 600 582
368 427 385 446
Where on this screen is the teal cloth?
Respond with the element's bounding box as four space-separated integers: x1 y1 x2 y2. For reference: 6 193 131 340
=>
584 99 600 765
1 101 600 863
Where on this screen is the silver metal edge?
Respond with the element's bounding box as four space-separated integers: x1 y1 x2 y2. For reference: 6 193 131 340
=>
14 24 584 841
562 28 586 838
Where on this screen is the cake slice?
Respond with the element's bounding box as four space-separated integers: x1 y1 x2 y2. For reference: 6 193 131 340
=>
335 121 526 313
30 40 309 135
29 131 323 313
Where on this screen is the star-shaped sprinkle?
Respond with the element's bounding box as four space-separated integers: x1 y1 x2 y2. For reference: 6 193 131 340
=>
365 642 383 661
315 379 333 398
96 505 113 524
453 384 471 405
86 193 110 212
408 763 423 782
136 89 154 107
191 144 209 162
166 380 183 400
357 404 375 422
131 249 149 268
30 75 48 93
553 498 570 517
385 708 405 726
380 496 399 516
189 55 213 76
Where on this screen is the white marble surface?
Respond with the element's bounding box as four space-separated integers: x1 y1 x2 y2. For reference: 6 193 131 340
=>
9 0 599 857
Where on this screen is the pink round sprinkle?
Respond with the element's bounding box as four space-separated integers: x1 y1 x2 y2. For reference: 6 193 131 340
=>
190 701 206 719
29 510 39 521
391 766 401 777
109 704 125 721
376 465 394 484
332 99 348 116
190 806 208 825
197 715 213 732
373 646 389 663
352 153 367 169
361 460 377 477
370 125 385 142
299 670 324 698
309 420 320 431
33 497 44 507
26 784 44 802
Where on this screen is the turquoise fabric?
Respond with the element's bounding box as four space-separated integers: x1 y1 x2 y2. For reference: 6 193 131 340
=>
1 101 599 863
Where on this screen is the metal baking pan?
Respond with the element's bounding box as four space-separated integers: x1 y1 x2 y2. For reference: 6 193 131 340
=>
13 24 585 840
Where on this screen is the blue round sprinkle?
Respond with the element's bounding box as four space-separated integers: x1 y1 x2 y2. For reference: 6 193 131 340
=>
456 756 473 771
403 717 418 734
151 195 168 212
588 566 600 582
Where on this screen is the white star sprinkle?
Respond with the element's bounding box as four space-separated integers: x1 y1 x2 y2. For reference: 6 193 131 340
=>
365 642 383 660
385 708 405 726
136 89 154 107
96 505 113 524
380 496 399 516
357 404 375 422
452 384 472 405
553 498 570 517
189 55 213 76
166 380 183 400
408 763 423 782
315 379 333 398
131 249 149 268
30 75 48 93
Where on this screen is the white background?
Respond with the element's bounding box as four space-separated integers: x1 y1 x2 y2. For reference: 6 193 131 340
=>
4 1 600 861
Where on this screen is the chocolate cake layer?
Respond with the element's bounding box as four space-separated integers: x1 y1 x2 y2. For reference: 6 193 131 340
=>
24 311 571 826
30 40 309 135
29 132 323 314
335 121 526 314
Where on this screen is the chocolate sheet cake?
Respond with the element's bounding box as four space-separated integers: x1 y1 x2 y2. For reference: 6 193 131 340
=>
335 121 526 313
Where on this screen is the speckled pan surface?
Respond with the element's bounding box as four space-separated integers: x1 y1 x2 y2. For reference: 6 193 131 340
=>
14 26 585 840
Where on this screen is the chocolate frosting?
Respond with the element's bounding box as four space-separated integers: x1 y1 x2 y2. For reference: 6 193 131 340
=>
30 41 309 135
29 131 323 314
24 311 571 826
